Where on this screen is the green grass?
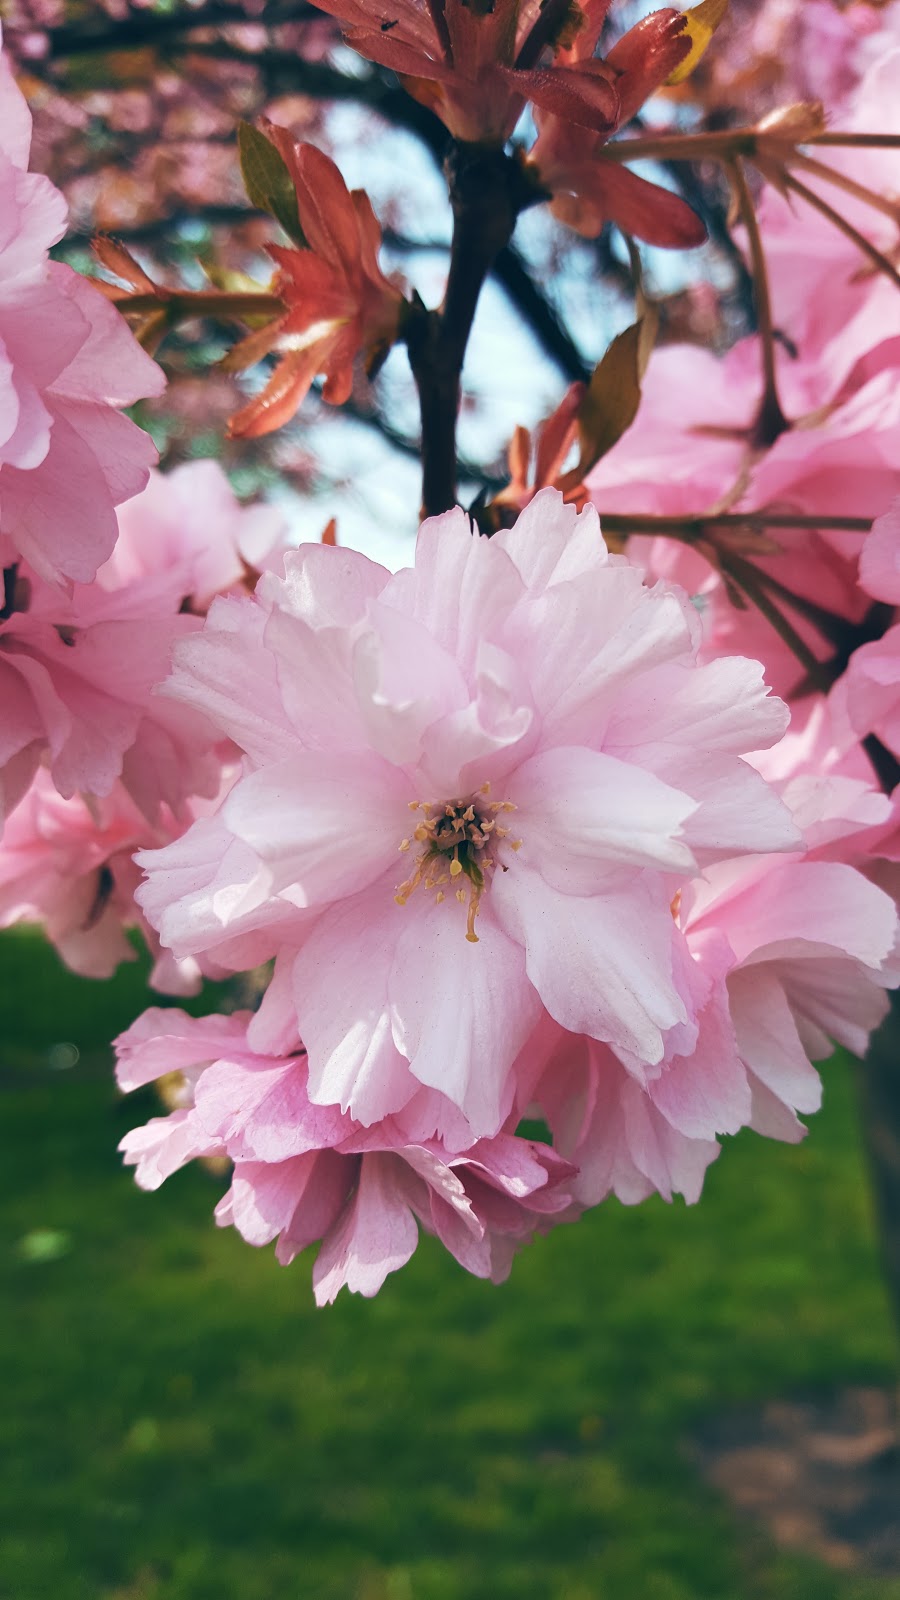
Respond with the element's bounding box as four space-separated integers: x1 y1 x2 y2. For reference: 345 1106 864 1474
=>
1 927 898 1600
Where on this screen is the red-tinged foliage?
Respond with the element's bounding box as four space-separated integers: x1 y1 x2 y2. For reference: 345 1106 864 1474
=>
528 9 707 246
225 130 406 437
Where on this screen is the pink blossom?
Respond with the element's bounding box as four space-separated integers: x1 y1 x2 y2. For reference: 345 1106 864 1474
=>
115 1006 576 1302
842 500 900 762
0 461 280 829
682 838 898 1145
107 459 289 609
0 769 207 991
137 489 796 1143
526 792 898 1204
0 39 165 585
0 559 215 827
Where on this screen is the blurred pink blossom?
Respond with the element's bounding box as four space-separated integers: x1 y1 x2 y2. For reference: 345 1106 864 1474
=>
0 36 164 585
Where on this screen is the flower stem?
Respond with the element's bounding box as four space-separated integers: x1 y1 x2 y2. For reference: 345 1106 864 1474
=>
791 153 900 226
781 171 900 291
727 157 789 447
594 511 873 536
108 288 286 321
601 129 900 165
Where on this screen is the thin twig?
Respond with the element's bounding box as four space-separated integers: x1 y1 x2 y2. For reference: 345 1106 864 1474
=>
595 511 873 536
726 156 789 446
782 171 900 291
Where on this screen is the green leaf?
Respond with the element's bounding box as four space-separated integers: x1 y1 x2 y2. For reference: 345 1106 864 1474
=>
237 122 307 248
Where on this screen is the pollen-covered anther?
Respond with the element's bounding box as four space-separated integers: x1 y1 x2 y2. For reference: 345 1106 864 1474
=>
393 787 519 941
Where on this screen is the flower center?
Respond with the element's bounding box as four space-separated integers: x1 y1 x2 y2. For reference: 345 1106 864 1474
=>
394 783 520 943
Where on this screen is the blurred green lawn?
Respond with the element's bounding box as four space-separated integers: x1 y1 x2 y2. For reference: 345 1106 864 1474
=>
2 928 899 1600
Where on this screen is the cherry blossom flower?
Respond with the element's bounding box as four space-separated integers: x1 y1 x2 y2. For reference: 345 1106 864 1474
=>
114 1007 576 1302
0 460 282 829
137 488 797 1143
0 37 165 585
0 770 204 992
841 501 900 763
525 768 899 1205
226 133 406 439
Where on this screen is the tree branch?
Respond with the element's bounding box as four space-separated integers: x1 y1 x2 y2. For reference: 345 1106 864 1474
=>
407 143 541 516
7 1 318 59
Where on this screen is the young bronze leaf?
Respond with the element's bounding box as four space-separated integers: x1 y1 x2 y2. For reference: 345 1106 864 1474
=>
237 122 308 248
92 236 157 292
557 319 652 490
666 0 728 85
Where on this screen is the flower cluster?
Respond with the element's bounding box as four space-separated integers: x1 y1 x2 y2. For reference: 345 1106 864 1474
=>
0 42 164 586
5 12 900 1311
0 458 289 988
115 489 897 1299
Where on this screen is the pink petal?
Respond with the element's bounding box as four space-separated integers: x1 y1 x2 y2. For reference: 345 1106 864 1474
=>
389 898 540 1136
312 1151 421 1303
292 886 421 1124
492 861 688 1064
222 750 410 906
509 744 697 891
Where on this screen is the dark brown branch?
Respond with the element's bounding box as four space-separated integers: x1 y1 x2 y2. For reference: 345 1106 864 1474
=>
407 143 542 516
7 1 318 59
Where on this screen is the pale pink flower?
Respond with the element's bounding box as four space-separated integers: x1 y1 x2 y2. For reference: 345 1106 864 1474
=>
842 500 900 763
0 462 278 829
115 1006 576 1302
0 40 164 584
138 489 796 1142
521 755 900 1202
683 849 898 1144
0 769 203 991
0 560 216 827
107 459 289 610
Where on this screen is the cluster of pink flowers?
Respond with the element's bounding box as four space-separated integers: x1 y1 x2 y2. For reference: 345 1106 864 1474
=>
112 485 898 1301
0 51 289 983
588 43 900 812
4 18 900 1306
0 453 289 989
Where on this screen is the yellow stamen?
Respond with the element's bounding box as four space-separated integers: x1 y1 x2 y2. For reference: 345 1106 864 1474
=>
394 785 521 940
